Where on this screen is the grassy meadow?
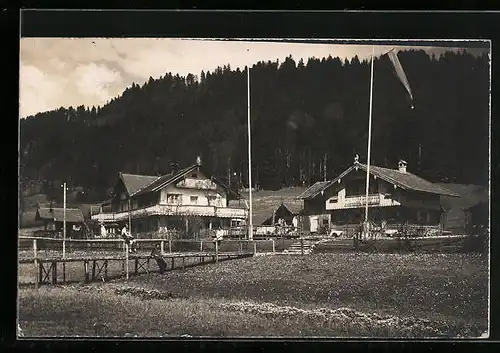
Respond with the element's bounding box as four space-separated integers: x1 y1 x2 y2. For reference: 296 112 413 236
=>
18 252 488 338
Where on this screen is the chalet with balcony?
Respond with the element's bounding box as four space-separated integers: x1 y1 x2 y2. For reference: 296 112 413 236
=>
298 159 459 235
91 158 248 238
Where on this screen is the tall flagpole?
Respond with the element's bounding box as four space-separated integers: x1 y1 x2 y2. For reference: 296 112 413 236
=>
364 45 375 228
247 64 253 241
63 182 66 259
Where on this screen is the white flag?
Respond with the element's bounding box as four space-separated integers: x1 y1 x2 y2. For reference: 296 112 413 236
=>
387 49 414 103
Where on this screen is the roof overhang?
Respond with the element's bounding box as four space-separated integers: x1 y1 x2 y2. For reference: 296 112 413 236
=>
121 164 242 200
353 163 460 197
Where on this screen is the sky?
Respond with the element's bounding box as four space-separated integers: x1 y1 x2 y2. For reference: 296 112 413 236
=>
19 38 489 119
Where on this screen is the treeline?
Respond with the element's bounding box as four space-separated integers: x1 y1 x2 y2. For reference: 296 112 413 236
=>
19 49 489 201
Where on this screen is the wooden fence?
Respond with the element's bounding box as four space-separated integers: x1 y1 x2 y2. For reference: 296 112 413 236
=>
18 236 281 255
18 236 265 288
19 251 254 288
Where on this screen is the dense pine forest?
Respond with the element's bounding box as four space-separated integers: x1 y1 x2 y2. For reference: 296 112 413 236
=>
19 49 489 202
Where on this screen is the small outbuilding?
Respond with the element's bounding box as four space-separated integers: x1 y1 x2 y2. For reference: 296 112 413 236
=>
261 202 300 226
463 201 489 234
35 206 85 238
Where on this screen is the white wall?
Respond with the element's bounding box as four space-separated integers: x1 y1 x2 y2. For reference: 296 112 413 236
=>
159 171 228 207
326 177 442 211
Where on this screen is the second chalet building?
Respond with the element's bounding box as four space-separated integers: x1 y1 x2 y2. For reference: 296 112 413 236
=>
91 158 248 238
298 158 459 235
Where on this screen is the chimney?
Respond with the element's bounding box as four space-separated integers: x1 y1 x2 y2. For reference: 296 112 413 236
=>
170 161 179 174
398 160 407 174
196 156 202 166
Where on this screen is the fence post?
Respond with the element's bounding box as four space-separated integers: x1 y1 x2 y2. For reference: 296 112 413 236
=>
169 239 172 253
38 262 43 286
33 239 38 290
91 260 96 281
52 261 57 285
272 239 275 253
215 240 219 263
253 241 257 254
62 259 66 283
200 240 203 252
125 243 129 280
84 261 89 283
301 237 304 256
160 240 164 253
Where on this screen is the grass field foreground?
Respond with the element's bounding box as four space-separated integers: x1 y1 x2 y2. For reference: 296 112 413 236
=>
18 252 488 338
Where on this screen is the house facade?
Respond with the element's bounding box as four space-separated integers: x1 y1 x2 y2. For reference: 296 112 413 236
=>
91 159 248 238
298 159 459 236
297 181 332 233
35 207 85 238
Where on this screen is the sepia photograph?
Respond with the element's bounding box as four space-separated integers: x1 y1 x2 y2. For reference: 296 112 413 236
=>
18 34 490 339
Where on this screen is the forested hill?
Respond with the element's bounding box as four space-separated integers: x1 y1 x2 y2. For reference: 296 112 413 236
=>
19 49 489 201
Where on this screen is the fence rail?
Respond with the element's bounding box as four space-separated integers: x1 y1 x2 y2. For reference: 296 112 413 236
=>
19 251 254 288
18 235 265 288
18 236 280 256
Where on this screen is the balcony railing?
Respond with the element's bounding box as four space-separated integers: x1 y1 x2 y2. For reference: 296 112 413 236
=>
344 194 381 207
91 213 118 222
326 194 382 210
176 178 218 190
92 204 248 222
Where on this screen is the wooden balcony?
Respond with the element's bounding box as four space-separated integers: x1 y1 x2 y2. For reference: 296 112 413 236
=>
91 212 119 223
92 204 248 222
326 194 383 210
175 178 218 190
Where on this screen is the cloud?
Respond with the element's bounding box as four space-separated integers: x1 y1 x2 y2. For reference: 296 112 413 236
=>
19 65 64 117
49 57 67 71
19 38 489 118
74 63 122 102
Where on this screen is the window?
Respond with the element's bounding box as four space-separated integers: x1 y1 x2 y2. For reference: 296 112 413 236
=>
166 194 181 204
190 196 198 205
208 195 218 205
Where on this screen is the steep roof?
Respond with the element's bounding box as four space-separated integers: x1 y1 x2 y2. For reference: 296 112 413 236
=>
36 207 85 223
299 162 460 199
119 173 160 197
356 163 459 197
20 211 44 228
117 164 241 199
261 203 301 225
252 199 303 225
298 181 331 200
135 165 197 195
